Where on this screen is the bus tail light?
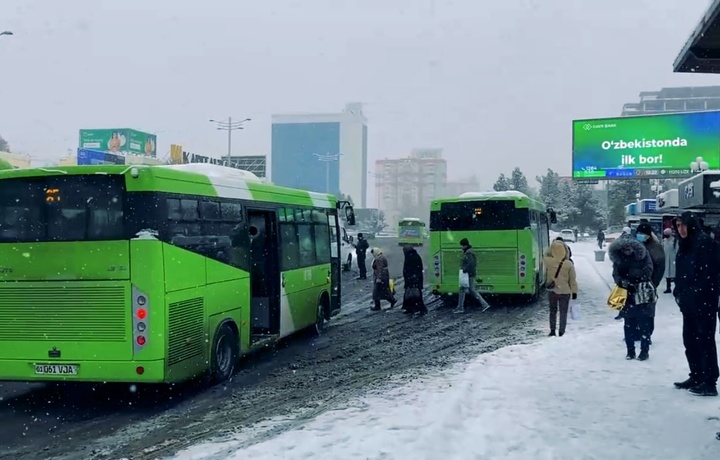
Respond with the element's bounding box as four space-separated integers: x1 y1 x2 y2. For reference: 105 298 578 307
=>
132 286 150 354
433 254 441 278
519 253 527 279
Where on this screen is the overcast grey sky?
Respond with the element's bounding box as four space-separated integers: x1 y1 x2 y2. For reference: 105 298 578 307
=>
1 0 718 197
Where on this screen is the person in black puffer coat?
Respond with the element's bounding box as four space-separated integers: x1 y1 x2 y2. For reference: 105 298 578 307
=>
672 211 720 397
609 236 654 361
402 245 427 316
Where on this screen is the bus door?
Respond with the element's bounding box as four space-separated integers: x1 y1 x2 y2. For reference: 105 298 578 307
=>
247 209 281 337
328 210 341 315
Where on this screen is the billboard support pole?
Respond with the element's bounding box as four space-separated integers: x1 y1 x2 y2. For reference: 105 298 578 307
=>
314 152 341 194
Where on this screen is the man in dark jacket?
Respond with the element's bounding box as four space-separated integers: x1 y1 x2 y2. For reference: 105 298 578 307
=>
454 238 491 313
673 211 720 397
635 223 665 343
355 233 370 280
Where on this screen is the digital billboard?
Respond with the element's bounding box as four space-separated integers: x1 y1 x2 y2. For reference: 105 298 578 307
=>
572 111 720 179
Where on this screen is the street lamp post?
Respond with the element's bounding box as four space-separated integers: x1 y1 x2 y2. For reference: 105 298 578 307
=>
313 152 340 194
690 156 709 173
209 117 251 164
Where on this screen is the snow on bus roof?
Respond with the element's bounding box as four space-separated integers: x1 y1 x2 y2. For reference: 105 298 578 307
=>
158 163 263 181
400 217 421 221
458 191 529 199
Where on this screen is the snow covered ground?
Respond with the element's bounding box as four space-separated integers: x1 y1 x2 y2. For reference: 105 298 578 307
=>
175 241 720 460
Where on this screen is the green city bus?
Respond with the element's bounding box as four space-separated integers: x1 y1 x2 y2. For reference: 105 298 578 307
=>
0 163 354 384
397 217 427 246
429 191 556 301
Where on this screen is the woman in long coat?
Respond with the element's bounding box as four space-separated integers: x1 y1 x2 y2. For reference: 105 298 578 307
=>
662 228 677 294
370 248 396 311
402 245 427 316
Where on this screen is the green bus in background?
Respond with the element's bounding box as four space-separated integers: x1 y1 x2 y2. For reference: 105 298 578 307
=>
428 191 556 302
0 163 354 384
397 217 427 246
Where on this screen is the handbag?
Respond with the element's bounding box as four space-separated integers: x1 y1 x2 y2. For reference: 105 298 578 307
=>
607 285 628 310
545 261 564 290
404 287 422 300
634 281 657 305
459 270 470 288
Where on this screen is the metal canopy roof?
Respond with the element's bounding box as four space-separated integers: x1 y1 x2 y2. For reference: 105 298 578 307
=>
675 0 720 73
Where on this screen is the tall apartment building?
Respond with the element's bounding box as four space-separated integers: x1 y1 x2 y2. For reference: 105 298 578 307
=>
621 86 720 116
375 148 447 228
271 102 368 207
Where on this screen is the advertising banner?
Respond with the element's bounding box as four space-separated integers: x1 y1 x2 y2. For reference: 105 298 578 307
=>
79 129 157 157
572 111 720 179
77 149 125 165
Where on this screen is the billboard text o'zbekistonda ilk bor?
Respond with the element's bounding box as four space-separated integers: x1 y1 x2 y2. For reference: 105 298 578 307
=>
572 111 720 179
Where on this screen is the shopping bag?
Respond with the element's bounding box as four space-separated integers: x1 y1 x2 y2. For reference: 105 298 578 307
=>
389 278 395 293
459 270 470 288
607 285 628 310
634 281 657 305
570 301 580 320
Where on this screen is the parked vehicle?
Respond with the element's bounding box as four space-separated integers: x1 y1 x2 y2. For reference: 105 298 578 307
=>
560 229 576 242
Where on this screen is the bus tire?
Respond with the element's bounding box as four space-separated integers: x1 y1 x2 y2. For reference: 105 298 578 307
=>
314 294 330 336
210 322 239 383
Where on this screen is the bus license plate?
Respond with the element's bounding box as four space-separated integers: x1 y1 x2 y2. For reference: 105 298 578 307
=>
34 364 78 375
477 286 492 292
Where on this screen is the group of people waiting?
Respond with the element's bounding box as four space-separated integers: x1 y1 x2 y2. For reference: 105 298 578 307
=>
352 234 489 316
608 213 719 397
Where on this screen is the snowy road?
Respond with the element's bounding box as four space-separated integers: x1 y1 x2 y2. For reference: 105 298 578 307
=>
177 241 720 460
0 238 555 460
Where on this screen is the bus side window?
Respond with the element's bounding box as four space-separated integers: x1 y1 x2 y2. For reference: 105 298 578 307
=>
314 219 331 263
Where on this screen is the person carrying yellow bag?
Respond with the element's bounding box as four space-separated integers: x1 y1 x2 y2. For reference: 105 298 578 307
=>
370 248 397 311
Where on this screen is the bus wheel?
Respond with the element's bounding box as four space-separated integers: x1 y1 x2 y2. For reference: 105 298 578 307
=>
210 323 239 383
314 297 329 335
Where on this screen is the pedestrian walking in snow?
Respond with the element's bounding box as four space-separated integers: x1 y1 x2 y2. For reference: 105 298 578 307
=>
634 223 665 344
672 212 720 397
608 236 655 361
662 228 677 294
370 248 396 311
597 229 605 249
402 245 427 316
454 238 491 314
543 240 578 337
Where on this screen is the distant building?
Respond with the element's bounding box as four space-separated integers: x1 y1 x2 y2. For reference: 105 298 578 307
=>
621 86 720 116
446 176 481 197
375 149 447 228
271 103 368 206
229 155 267 178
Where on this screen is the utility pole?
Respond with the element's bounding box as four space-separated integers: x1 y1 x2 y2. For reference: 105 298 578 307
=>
313 152 341 194
209 117 251 164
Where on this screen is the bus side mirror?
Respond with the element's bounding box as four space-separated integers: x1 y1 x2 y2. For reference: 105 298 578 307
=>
345 206 356 225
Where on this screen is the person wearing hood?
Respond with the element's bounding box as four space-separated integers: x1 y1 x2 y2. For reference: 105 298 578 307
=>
370 248 397 311
608 235 654 360
635 223 665 343
672 212 720 397
543 240 578 337
662 227 677 294
402 245 427 316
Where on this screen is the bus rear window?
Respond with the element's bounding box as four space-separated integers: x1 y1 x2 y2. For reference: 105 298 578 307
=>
400 220 425 226
0 175 125 242
430 201 530 231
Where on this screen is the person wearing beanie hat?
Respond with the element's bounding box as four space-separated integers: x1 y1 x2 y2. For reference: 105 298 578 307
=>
634 222 666 349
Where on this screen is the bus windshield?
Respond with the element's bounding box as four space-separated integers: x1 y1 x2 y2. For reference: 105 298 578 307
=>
431 200 529 231
0 175 125 243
